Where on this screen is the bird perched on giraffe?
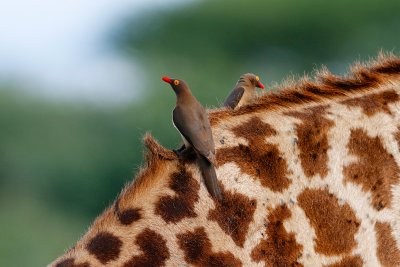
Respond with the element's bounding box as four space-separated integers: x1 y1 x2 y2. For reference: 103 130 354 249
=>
224 73 265 109
162 76 222 200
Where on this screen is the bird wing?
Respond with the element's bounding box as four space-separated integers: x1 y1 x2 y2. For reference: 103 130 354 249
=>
223 86 245 109
173 105 215 163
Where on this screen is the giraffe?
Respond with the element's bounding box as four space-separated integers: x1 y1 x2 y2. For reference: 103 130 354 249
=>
49 53 400 267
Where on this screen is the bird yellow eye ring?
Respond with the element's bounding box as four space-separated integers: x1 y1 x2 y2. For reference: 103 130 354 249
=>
174 80 180 86
255 76 260 81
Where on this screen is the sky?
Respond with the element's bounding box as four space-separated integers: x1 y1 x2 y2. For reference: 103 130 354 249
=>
0 0 188 103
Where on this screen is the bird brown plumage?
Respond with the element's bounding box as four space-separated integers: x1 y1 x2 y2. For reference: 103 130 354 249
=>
224 73 265 109
162 76 222 200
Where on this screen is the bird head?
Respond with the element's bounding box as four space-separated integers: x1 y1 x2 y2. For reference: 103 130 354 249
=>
240 73 265 89
162 76 188 94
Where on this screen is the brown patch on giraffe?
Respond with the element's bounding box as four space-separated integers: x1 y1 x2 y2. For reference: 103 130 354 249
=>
251 205 303 266
209 54 400 126
114 199 142 225
231 116 277 139
86 232 122 264
208 186 257 247
118 208 142 225
375 222 400 267
297 188 360 255
341 90 399 117
155 164 199 223
344 129 399 210
55 258 90 267
286 105 334 178
122 228 169 267
217 117 291 192
177 227 242 267
217 143 291 192
324 255 363 267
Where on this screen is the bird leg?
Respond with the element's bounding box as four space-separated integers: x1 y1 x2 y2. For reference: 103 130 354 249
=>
173 145 196 160
173 144 186 155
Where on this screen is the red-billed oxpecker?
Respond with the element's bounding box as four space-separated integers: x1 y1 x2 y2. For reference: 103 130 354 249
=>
162 76 222 200
224 73 265 109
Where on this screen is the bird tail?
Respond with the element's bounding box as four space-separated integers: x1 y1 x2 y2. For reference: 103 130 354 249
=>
197 155 222 200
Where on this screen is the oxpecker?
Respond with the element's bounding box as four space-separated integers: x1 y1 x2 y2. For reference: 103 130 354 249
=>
224 73 265 109
162 76 222 200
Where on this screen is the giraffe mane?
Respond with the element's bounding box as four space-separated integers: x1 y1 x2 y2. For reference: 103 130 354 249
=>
114 134 177 208
209 52 400 125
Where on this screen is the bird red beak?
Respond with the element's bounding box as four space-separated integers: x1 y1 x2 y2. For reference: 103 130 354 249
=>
162 76 172 84
257 81 265 89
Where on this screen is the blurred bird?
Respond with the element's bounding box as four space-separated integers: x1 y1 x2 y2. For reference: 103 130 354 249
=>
224 73 265 109
162 76 222 200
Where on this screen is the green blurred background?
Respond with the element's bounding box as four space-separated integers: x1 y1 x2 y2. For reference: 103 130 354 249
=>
1 0 399 265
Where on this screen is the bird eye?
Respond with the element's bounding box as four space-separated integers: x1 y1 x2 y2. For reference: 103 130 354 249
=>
255 76 260 81
174 80 180 85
